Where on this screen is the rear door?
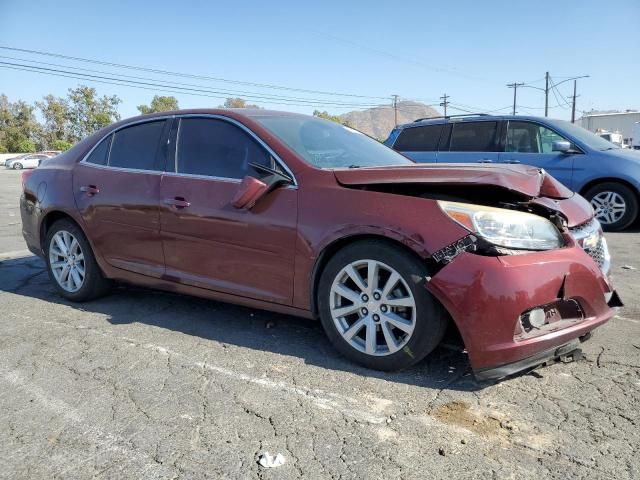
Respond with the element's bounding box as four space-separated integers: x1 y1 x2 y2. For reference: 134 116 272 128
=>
391 124 443 163
159 116 298 304
435 120 501 164
498 120 575 187
73 119 170 277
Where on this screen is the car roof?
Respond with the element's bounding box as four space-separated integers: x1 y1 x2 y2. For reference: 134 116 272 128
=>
395 114 562 130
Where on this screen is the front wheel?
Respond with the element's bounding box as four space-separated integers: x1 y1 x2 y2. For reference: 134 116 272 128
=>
12 162 23 170
584 182 638 231
45 219 111 301
318 240 447 371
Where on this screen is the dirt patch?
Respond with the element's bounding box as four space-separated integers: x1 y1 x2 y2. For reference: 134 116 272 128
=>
432 401 503 438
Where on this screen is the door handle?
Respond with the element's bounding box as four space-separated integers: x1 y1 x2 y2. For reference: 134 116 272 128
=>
503 159 521 164
477 159 493 163
80 185 99 196
164 197 191 208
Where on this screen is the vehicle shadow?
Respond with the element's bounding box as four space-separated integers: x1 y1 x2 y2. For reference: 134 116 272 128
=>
1 255 492 393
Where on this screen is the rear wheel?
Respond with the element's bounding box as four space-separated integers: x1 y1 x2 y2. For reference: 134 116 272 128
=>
45 219 111 301
318 240 447 371
584 182 638 231
13 162 23 170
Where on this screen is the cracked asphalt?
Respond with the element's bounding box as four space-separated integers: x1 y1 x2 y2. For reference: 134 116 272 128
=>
0 168 639 479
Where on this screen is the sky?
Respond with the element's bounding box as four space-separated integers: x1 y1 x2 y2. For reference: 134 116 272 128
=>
0 0 638 121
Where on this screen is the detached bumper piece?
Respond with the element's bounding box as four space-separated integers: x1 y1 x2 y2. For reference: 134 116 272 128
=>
474 335 590 381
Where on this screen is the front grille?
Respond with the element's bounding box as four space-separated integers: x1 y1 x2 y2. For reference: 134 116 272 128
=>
570 219 610 273
584 236 606 268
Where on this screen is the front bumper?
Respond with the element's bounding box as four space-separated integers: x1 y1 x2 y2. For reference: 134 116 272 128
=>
427 245 619 379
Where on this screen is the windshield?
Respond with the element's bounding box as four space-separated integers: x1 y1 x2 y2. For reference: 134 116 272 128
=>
546 119 621 151
254 115 414 168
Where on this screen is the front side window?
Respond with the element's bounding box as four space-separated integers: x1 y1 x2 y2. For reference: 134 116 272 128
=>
176 118 271 178
109 120 166 170
506 121 569 153
449 121 498 152
393 125 443 152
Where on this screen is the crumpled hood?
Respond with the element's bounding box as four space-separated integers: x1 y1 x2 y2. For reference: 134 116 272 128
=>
333 163 573 200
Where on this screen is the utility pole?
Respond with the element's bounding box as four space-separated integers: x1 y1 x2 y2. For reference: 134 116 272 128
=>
439 93 449 117
571 80 577 123
392 94 399 126
506 82 524 115
544 71 549 117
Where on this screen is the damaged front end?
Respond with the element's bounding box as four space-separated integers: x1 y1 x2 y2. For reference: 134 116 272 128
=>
333 164 621 380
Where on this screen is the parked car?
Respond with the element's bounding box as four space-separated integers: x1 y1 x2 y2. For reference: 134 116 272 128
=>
385 114 640 231
3 153 29 167
5 153 50 170
20 109 621 380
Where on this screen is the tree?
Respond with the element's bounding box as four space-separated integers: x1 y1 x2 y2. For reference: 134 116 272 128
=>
221 97 261 109
0 95 41 152
313 110 351 127
36 94 70 149
137 95 179 114
66 86 121 142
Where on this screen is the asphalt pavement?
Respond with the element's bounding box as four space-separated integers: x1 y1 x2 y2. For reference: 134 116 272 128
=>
0 168 638 479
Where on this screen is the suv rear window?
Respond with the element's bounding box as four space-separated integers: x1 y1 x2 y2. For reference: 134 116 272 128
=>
393 125 443 151
449 121 498 152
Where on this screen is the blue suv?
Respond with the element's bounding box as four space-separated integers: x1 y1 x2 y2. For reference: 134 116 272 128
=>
385 114 640 231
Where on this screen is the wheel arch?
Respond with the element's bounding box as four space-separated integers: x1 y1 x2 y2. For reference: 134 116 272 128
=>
39 210 85 252
579 177 640 200
309 233 436 317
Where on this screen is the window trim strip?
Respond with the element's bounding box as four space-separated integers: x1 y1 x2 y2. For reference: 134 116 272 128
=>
79 113 298 186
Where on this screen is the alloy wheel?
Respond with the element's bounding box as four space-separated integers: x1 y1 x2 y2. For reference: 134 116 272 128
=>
329 259 416 356
591 191 626 225
49 230 86 293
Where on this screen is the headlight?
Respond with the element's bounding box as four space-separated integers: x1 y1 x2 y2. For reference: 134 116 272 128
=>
438 201 564 250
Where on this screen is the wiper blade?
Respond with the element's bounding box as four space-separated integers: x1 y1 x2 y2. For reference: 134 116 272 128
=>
348 164 361 169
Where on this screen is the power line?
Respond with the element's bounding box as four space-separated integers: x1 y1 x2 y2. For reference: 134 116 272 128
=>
0 54 382 106
0 63 387 110
0 45 391 100
0 61 389 109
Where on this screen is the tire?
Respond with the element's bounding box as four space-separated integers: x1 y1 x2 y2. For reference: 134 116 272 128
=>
44 219 111 301
584 182 638 232
13 162 23 170
317 240 447 371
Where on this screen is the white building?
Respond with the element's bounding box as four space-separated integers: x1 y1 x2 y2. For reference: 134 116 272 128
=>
580 111 640 146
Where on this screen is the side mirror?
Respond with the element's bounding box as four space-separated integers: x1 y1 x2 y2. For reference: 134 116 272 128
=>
552 140 572 153
232 176 269 209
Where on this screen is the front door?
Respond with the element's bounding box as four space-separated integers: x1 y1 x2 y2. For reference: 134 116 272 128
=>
498 120 575 188
159 116 298 305
72 119 170 277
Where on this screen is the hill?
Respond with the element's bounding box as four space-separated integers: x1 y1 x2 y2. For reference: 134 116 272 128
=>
339 101 440 140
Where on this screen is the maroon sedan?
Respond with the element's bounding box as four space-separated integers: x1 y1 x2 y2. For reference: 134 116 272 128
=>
20 109 622 380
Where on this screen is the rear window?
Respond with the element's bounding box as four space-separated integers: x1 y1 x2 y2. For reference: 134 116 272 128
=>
449 121 498 152
85 135 111 166
393 125 443 152
109 120 166 171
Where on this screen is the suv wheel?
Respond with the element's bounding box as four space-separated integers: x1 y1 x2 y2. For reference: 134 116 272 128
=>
45 219 111 301
584 182 638 231
318 240 447 371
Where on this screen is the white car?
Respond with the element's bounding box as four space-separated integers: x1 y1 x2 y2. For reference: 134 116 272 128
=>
5 154 50 170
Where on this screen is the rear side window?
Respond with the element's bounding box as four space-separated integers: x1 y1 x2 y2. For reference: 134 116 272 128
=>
449 122 498 152
393 125 443 152
85 135 111 166
176 117 270 178
109 120 166 170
